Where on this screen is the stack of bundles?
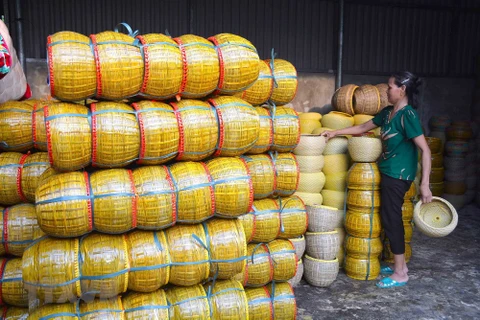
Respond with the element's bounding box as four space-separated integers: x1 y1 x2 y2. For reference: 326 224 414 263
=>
303 205 340 287
429 115 452 150
292 134 327 205
426 137 445 197
298 112 322 134
0 152 56 206
383 183 416 263
442 121 473 209
48 30 260 101
22 219 247 303
344 135 383 281
332 84 385 117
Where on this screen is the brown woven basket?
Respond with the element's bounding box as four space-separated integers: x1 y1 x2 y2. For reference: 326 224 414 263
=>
0 257 28 307
267 58 298 105
353 84 380 115
244 287 273 320
204 279 249 320
0 101 34 152
208 33 260 94
276 196 308 239
267 282 297 320
250 198 281 243
247 107 273 154
235 60 274 106
331 84 357 115
166 285 210 319
270 106 300 153
122 289 169 320
375 83 389 110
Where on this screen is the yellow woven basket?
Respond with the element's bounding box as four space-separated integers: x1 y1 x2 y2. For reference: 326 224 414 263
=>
303 255 339 287
294 134 327 156
323 154 349 175
347 162 381 190
168 162 215 223
238 213 256 243
204 279 249 320
276 196 308 239
375 83 389 110
245 287 273 320
402 200 414 221
347 136 382 162
0 101 34 152
344 255 380 280
209 96 260 157
383 241 412 263
235 243 273 287
321 111 354 130
44 102 91 171
122 289 169 320
272 153 300 197
1 307 29 319
136 33 183 99
0 258 28 307
267 58 298 105
248 107 273 154
172 99 218 161
293 191 323 206
131 100 179 165
250 198 280 243
270 106 300 153
126 230 170 293
204 219 247 279
235 60 274 106
353 84 380 115
324 172 347 192
0 204 44 257
298 171 326 193
209 33 260 94
165 224 210 286
174 34 219 98
295 155 324 172
166 284 210 320
344 209 382 238
320 190 346 210
22 237 81 303
268 239 298 281
347 190 381 210
242 154 275 199
331 84 357 115
47 31 96 101
345 235 382 258
267 282 296 320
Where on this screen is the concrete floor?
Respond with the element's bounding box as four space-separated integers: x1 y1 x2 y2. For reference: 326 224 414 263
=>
294 204 480 320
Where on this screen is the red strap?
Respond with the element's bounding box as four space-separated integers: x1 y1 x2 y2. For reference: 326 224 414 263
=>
16 153 30 202
163 166 177 226
200 163 216 217
2 209 9 255
171 103 185 161
0 259 7 306
91 103 98 167
47 36 55 97
208 99 224 157
44 106 54 166
208 36 225 95
127 170 138 229
136 36 150 94
89 34 103 98
83 172 93 231
173 37 188 101
132 103 146 165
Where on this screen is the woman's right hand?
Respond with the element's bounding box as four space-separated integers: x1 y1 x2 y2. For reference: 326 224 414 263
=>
321 130 337 142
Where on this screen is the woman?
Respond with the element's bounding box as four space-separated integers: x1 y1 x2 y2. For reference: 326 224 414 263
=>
323 71 433 288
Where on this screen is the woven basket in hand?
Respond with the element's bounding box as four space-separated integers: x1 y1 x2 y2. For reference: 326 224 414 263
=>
306 204 340 232
165 224 210 286
270 105 300 153
0 258 28 307
136 33 182 99
298 171 326 193
242 154 275 199
234 243 273 287
425 137 442 154
295 155 324 172
293 134 327 156
249 198 280 243
288 258 303 287
321 111 354 130
272 153 300 198
0 101 34 152
344 209 382 238
268 239 298 282
331 84 357 115
344 255 380 281
166 285 210 319
413 196 458 237
174 34 219 98
204 279 249 320
303 255 339 287
209 33 260 94
247 107 272 154
204 219 247 279
267 282 297 320
276 196 308 239
206 157 253 218
375 83 389 110
122 289 169 319
324 172 347 192
244 287 272 320
0 204 44 256
235 60 273 106
345 235 382 259
267 58 298 105
323 136 348 155
323 154 349 175
353 84 380 115
348 136 382 162
126 230 170 293
209 96 260 157
347 162 381 191
47 31 96 101
320 190 346 210
305 231 339 260
290 235 306 260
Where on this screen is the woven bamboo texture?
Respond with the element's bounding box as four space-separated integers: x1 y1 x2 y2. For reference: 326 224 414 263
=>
22 237 81 303
248 107 272 155
173 99 218 161
353 84 380 115
413 197 458 237
323 136 348 155
0 101 34 152
238 213 255 243
324 172 347 192
345 236 382 258
375 83 389 110
293 192 323 206
382 241 412 263
323 154 349 175
165 224 210 286
244 287 273 320
331 84 357 115
0 258 28 307
293 134 327 156
136 33 183 99
321 111 354 130
267 282 296 320
344 209 382 238
295 155 324 172
235 243 273 287
272 153 300 198
235 60 273 106
209 96 260 156
344 255 380 280
1 307 29 319
126 230 170 293
239 155 275 199
290 235 306 260
305 231 340 260
320 190 346 210
268 239 298 281
47 31 96 101
174 34 219 98
249 198 281 243
206 157 253 218
205 279 249 320
209 33 260 94
131 100 179 165
347 162 381 191
347 190 381 210
288 258 303 287
204 219 247 279
298 171 326 193
122 289 169 320
431 152 444 168
430 182 445 197
270 106 300 152
276 196 308 239
0 204 44 257
307 204 339 232
267 59 298 105
303 255 339 287
402 200 414 221
348 136 382 162
426 137 442 154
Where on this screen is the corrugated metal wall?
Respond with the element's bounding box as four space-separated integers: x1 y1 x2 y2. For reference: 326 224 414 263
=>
4 0 480 76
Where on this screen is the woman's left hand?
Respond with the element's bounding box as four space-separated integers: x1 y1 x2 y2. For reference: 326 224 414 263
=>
420 184 433 203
